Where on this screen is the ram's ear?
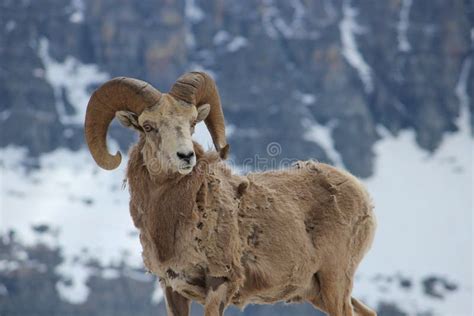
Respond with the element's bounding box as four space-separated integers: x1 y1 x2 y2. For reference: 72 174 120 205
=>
196 104 211 122
115 111 142 131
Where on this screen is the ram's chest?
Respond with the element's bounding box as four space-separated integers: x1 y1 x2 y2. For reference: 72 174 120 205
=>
134 171 246 301
139 226 209 299
139 213 243 301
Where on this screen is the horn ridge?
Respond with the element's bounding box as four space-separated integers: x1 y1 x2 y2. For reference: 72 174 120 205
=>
84 77 162 170
169 72 229 159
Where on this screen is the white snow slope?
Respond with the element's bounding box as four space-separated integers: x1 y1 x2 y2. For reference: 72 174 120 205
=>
354 104 472 315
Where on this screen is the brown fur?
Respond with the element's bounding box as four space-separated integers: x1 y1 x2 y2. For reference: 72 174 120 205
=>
165 286 191 316
125 137 377 316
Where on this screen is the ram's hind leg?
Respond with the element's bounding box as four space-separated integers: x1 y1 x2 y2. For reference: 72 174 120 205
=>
307 271 354 316
164 286 191 316
307 272 377 316
351 297 377 316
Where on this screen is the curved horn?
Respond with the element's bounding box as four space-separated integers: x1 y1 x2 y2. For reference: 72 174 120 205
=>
169 72 229 159
84 77 162 170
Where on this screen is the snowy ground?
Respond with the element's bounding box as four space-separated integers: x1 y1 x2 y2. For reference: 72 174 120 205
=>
352 61 472 316
0 146 143 303
354 104 472 315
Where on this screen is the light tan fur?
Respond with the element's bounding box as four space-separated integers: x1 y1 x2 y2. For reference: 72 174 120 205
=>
86 73 377 316
125 138 376 316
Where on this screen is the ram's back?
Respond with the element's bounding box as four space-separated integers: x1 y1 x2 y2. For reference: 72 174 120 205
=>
233 161 376 305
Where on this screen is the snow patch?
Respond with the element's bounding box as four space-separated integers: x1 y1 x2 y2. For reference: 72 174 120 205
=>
56 262 92 303
303 119 344 168
261 0 280 38
5 20 16 32
397 0 412 52
186 63 217 81
152 283 164 304
355 102 473 314
295 92 316 105
319 0 338 27
471 28 474 47
214 32 248 53
213 31 230 46
261 0 318 39
69 0 85 23
290 0 305 31
193 119 234 156
185 0 204 23
0 110 11 122
339 1 373 93
227 36 248 52
0 260 20 272
455 57 472 112
0 147 142 303
185 30 196 49
38 38 109 125
226 124 236 138
194 120 214 151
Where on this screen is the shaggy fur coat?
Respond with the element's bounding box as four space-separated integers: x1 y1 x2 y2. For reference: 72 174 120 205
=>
125 136 376 309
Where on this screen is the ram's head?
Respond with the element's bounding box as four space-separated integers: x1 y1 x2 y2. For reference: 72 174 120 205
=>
84 72 229 175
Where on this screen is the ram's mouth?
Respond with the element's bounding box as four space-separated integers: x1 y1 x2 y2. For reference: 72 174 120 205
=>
177 164 194 175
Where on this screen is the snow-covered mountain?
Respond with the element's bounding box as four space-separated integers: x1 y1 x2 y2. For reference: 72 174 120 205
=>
0 0 472 315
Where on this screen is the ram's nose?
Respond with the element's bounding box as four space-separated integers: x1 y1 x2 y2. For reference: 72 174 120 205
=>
176 151 195 164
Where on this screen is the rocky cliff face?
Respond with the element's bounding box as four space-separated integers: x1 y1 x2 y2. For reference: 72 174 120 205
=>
0 0 471 177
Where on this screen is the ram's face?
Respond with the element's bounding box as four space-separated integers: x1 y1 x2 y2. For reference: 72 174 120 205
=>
116 94 210 175
85 73 228 171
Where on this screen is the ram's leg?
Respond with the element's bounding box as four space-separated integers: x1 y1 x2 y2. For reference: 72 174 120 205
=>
307 271 354 316
164 286 191 316
204 277 228 316
351 297 377 316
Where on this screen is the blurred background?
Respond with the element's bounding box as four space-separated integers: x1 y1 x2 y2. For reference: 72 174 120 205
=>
0 0 472 315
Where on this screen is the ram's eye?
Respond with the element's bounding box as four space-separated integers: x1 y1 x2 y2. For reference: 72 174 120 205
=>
143 124 153 132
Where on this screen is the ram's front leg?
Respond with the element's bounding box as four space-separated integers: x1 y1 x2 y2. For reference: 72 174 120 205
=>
204 277 229 316
163 285 190 316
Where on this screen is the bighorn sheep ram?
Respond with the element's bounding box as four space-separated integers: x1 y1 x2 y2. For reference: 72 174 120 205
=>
84 72 377 316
